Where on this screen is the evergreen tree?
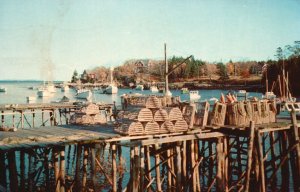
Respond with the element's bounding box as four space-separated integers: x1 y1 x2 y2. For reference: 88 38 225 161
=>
71 70 78 83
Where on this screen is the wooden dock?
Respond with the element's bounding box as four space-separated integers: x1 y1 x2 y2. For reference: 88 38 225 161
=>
1 102 300 191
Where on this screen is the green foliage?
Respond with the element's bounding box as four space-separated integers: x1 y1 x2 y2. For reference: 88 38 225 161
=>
217 62 229 80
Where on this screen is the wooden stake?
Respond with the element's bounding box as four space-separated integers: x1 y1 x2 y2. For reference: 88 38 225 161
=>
155 144 162 192
8 151 18 192
176 143 182 191
20 151 25 192
140 146 145 191
60 148 65 192
90 145 96 190
256 130 266 192
167 149 172 191
75 144 82 190
290 110 300 190
112 144 117 192
245 121 255 191
145 146 152 192
53 148 60 192
280 131 289 191
82 147 88 191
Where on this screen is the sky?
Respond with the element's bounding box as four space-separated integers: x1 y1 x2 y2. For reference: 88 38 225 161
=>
0 0 300 81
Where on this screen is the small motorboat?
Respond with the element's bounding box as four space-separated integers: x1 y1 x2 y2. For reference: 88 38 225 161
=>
150 86 159 92
26 96 36 102
61 85 69 92
262 91 276 100
76 89 92 99
37 88 51 97
135 84 144 91
105 84 118 94
0 87 7 92
181 88 189 94
189 90 201 101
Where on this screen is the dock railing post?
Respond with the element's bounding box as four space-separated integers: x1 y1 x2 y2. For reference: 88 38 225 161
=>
290 109 300 191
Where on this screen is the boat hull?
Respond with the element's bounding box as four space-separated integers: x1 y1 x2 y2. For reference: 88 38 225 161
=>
76 90 92 99
105 85 118 94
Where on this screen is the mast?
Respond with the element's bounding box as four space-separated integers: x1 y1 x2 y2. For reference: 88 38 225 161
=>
265 65 268 94
164 43 169 96
110 67 114 84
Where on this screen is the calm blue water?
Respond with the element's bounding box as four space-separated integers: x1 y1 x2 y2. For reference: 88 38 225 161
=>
0 81 263 106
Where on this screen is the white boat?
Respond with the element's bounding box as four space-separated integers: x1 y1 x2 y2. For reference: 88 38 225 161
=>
37 88 51 97
135 84 144 91
0 87 7 92
26 96 36 102
150 86 158 92
76 89 92 99
47 84 56 93
105 84 118 94
262 91 276 100
103 67 118 94
189 90 201 101
61 85 69 92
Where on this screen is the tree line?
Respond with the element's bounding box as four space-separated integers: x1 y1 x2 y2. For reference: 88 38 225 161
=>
263 41 300 96
70 40 300 96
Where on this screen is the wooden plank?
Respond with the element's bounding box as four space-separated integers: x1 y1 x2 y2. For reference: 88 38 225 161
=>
121 132 225 147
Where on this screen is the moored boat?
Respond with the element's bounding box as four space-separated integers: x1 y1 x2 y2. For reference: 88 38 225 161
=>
0 87 7 92
262 91 276 100
135 84 144 91
76 89 92 99
61 85 69 92
37 88 51 97
181 88 189 94
189 90 201 101
26 96 36 102
150 86 158 92
104 84 118 94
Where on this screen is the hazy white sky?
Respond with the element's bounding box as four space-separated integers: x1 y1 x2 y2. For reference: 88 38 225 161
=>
1 0 300 80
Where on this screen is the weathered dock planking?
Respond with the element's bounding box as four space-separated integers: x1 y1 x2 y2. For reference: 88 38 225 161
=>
0 101 300 191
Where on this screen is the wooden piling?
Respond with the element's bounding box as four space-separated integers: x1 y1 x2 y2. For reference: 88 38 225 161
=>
112 144 117 192
132 146 140 192
140 146 145 191
82 146 88 191
8 151 18 192
155 144 162 192
43 149 50 192
90 145 96 190
0 152 7 190
245 121 255 191
176 143 182 190
60 148 65 192
28 152 34 192
145 146 152 192
20 151 25 192
280 131 290 191
53 148 60 192
167 149 172 191
256 130 266 192
32 109 35 128
291 110 300 190
75 144 82 190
